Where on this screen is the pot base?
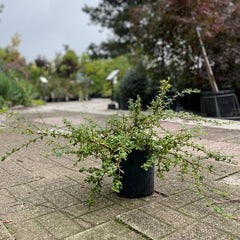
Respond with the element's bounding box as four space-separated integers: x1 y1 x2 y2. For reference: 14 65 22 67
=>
118 150 154 198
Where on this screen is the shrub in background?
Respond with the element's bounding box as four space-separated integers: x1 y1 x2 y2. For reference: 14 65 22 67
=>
119 61 150 109
0 71 31 108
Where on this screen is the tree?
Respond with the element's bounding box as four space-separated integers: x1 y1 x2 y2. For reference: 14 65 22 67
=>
35 55 50 70
129 0 240 91
0 33 37 105
80 54 131 97
57 48 80 79
2 33 29 79
204 2 240 90
82 0 143 59
6 33 22 63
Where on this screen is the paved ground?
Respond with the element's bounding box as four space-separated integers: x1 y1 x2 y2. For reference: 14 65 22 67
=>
0 99 240 240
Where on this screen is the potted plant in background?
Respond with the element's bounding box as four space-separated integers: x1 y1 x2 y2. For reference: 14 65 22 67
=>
1 79 233 205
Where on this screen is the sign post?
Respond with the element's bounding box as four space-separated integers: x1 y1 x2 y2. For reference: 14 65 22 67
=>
106 69 119 109
40 76 48 101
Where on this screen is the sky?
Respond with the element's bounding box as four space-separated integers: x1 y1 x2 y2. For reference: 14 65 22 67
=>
0 0 110 63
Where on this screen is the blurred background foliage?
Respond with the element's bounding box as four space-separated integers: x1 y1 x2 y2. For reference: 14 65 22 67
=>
1 1 240 110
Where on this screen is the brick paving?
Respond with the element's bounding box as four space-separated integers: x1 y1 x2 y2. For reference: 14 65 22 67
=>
0 99 240 240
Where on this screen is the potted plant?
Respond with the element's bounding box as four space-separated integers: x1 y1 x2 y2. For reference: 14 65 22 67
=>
1 79 233 205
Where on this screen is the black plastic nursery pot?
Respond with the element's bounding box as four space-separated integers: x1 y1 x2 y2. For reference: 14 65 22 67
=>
119 97 130 110
200 90 238 118
118 150 154 198
108 103 116 109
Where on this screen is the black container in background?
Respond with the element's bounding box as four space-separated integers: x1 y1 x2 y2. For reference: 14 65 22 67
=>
200 90 237 118
108 104 116 109
118 150 154 198
119 97 129 110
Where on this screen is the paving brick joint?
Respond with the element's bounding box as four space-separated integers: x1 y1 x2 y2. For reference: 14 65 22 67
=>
0 99 240 240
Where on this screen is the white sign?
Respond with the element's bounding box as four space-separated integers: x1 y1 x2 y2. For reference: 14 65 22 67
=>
40 76 48 84
106 69 119 81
